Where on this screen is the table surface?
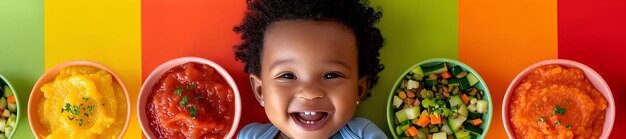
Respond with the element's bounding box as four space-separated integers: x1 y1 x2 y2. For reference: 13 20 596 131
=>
1 0 625 138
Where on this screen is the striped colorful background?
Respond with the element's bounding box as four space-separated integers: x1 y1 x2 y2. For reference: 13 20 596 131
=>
0 0 624 138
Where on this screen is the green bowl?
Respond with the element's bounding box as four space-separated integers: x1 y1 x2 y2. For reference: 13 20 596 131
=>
0 73 20 138
386 58 493 139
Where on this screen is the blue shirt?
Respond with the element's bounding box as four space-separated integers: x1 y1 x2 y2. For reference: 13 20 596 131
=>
237 117 388 139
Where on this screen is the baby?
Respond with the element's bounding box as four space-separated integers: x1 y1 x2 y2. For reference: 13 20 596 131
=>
234 0 387 138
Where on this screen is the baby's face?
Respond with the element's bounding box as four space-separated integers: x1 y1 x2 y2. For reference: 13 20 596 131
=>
259 20 365 138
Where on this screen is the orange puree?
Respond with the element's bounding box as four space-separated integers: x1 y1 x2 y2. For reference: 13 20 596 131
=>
509 64 607 139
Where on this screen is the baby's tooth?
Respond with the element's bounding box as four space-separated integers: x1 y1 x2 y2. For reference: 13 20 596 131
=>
304 112 310 115
310 112 316 115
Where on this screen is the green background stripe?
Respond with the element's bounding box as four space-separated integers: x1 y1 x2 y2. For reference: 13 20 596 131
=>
357 0 459 136
0 0 43 138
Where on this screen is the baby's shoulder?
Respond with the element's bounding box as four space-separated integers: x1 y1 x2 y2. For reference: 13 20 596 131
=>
339 117 388 139
237 122 279 139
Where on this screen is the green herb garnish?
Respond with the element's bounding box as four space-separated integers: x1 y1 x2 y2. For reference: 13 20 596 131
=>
189 106 198 118
538 117 545 122
83 97 89 102
566 125 571 129
554 121 561 126
174 86 183 96
565 100 569 104
186 82 196 90
552 105 567 115
179 96 189 106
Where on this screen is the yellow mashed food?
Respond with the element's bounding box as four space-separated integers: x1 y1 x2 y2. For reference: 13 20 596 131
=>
38 66 127 139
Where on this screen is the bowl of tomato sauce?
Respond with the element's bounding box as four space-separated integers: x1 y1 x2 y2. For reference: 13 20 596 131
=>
138 57 241 139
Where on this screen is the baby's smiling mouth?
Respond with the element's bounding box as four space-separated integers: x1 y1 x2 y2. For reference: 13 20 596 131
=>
289 111 331 131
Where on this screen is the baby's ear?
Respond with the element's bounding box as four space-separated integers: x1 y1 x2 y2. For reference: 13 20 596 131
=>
249 74 264 107
357 76 371 102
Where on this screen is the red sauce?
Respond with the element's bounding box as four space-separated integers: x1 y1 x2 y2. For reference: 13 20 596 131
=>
147 62 234 139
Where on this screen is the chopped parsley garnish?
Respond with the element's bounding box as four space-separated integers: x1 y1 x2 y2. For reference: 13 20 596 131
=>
189 106 198 118
554 121 561 126
179 96 189 106
61 99 96 126
566 125 571 129
552 105 567 115
538 117 545 122
186 82 196 90
174 86 183 96
565 100 569 104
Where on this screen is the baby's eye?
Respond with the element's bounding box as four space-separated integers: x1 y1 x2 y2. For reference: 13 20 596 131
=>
324 72 345 80
277 73 297 79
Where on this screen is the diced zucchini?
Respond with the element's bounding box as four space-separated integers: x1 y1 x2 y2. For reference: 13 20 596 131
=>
466 73 479 87
4 127 11 137
468 112 483 120
448 115 467 132
7 114 15 127
405 106 421 120
433 132 447 139
395 121 410 135
1 110 8 118
441 124 453 135
459 77 470 90
396 108 409 123
448 95 463 107
393 96 403 108
424 78 436 89
422 62 448 75
429 126 439 133
407 80 420 90
0 119 5 132
454 129 471 139
416 128 428 139
0 97 6 110
6 103 15 113
476 100 488 114
441 107 451 117
411 67 425 81
447 78 460 87
450 66 464 77
464 123 484 135
470 135 478 139
467 103 477 113
2 86 11 97
421 98 436 108
458 103 469 117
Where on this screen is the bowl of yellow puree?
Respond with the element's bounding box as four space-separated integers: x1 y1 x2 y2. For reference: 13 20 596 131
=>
28 61 130 139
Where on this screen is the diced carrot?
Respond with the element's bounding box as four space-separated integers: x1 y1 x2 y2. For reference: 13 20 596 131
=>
416 114 431 127
406 126 419 136
472 118 483 126
407 90 416 98
7 96 16 103
399 91 407 99
427 134 433 139
441 71 452 79
448 135 455 139
461 94 469 104
430 114 442 124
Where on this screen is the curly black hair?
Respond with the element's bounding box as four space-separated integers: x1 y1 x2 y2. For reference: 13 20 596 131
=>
233 0 384 90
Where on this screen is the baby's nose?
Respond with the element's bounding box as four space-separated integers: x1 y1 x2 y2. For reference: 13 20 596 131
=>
296 86 325 101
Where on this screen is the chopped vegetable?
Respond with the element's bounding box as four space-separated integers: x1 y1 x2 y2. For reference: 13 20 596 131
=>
471 118 483 126
476 100 488 114
406 126 420 136
466 73 479 87
441 71 452 79
416 111 431 127
464 122 484 135
407 80 420 90
461 94 470 104
393 96 403 108
5 97 14 104
433 132 447 139
448 115 467 131
423 63 448 75
399 91 407 99
430 113 442 124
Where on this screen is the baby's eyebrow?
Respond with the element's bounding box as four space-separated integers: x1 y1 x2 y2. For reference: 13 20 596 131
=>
269 59 294 71
327 60 352 71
